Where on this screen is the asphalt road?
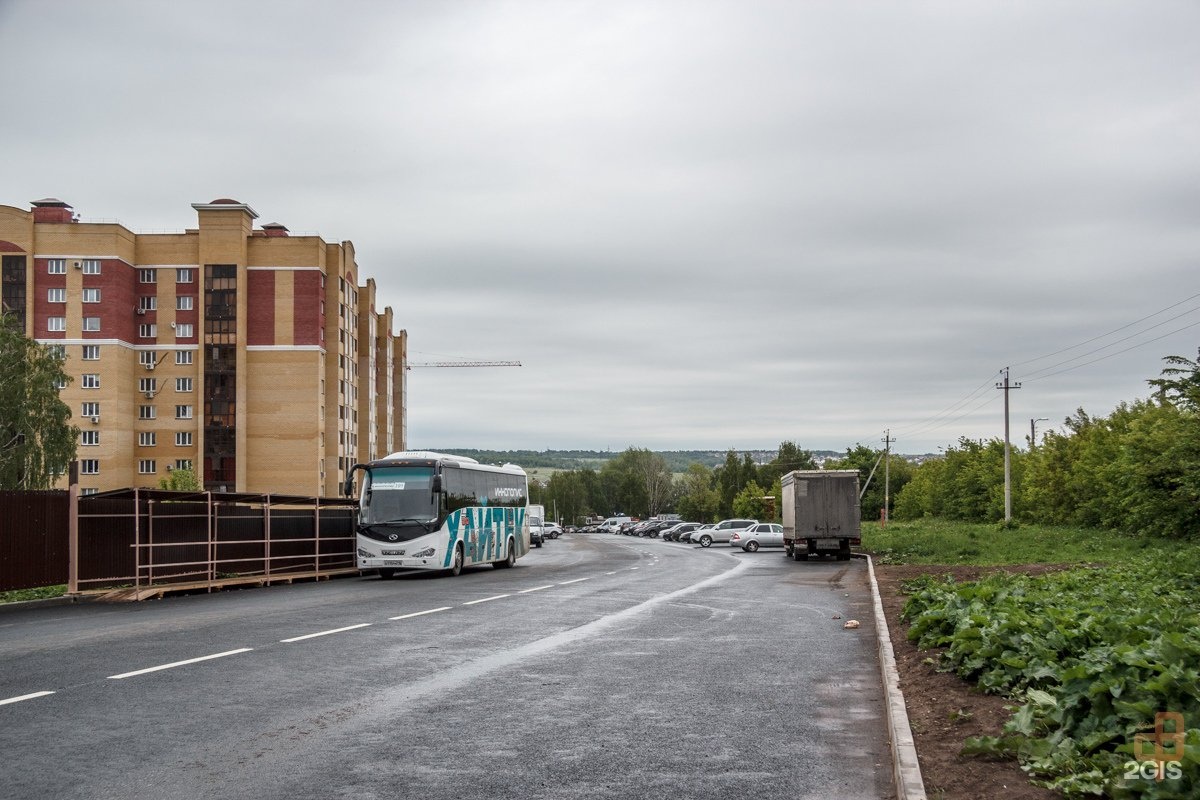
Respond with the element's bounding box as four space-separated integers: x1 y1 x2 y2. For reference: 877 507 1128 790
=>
0 533 894 800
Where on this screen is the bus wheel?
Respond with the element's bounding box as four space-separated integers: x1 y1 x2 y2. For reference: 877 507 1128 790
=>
448 545 463 577
378 569 396 579
495 540 516 569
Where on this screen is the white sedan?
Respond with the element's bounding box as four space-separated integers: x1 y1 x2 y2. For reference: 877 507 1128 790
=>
730 523 784 552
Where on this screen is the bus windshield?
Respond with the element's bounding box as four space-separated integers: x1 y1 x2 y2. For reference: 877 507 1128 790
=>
361 466 438 525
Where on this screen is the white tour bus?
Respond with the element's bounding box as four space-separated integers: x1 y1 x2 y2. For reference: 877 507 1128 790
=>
345 451 530 578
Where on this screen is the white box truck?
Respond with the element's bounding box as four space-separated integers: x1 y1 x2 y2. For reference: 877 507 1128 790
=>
782 470 861 562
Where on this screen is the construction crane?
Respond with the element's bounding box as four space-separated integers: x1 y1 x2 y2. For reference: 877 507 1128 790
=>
406 360 521 370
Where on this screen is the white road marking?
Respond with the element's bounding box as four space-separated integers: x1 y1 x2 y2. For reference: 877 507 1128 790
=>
0 691 55 706
558 577 591 585
605 571 618 575
517 584 556 594
463 594 510 605
389 607 452 620
107 648 253 679
280 623 372 643
629 567 639 570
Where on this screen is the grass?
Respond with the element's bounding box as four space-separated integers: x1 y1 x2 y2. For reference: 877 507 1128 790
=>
0 584 68 604
863 517 1192 565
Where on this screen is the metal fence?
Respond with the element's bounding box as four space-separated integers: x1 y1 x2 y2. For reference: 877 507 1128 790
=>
0 490 69 592
0 488 357 595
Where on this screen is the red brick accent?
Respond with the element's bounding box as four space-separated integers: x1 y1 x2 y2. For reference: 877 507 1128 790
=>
247 270 275 346
89 261 137 341
293 271 322 346
0 240 24 252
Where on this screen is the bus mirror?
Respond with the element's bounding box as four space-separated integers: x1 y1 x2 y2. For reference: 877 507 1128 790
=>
430 475 443 494
344 464 368 498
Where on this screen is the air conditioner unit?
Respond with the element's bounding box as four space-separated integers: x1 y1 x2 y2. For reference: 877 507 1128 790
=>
169 322 177 329
144 363 155 371
90 416 99 424
144 391 154 399
73 261 82 270
135 307 145 316
165 465 173 472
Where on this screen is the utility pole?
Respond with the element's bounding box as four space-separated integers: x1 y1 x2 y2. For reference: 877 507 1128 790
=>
996 367 1022 523
882 429 896 526
1030 417 1049 449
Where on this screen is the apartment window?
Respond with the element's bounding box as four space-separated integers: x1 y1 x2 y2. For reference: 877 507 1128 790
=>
175 350 193 365
139 378 157 393
82 374 100 389
47 288 65 303
81 430 99 446
82 288 101 303
47 259 66 275
139 405 156 420
175 432 193 447
174 459 193 471
82 317 100 332
81 260 101 274
82 345 100 360
81 488 98 496
139 432 156 447
140 269 156 284
176 323 193 338
138 296 156 312
54 376 69 390
176 268 193 283
80 459 99 475
139 350 157 367
177 295 193 311
81 401 99 417
176 377 193 392
138 460 156 474
175 405 193 420
47 317 66 332
139 323 157 338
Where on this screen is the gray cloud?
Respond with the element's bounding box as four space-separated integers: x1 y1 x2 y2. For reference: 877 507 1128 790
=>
2 0 1198 453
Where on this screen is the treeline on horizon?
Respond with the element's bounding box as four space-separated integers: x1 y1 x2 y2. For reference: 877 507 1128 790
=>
433 448 847 472
456 352 1200 538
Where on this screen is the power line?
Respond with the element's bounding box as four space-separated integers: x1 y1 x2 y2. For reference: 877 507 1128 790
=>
1022 319 1200 384
1012 292 1200 370
889 370 1001 438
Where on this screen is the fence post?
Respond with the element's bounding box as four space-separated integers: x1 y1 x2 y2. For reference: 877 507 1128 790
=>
264 495 272 579
68 461 79 595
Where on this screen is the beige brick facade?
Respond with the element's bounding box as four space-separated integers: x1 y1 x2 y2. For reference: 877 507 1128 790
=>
0 198 407 497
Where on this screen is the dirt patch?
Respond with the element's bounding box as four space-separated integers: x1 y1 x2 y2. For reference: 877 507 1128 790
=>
874 563 1070 800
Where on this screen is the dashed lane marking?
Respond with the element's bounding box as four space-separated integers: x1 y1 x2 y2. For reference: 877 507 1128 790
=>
0 691 55 706
107 648 254 679
389 607 452 620
462 594 511 605
280 624 372 643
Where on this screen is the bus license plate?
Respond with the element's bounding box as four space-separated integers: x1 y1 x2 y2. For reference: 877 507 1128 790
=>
816 539 840 549
383 559 403 565
382 550 405 556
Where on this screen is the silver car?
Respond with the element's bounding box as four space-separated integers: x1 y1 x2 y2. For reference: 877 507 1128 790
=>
694 519 757 548
730 523 784 551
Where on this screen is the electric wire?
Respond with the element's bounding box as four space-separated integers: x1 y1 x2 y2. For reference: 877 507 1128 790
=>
1022 319 1200 383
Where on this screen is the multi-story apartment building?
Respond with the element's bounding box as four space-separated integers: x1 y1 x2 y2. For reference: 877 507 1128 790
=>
0 197 407 497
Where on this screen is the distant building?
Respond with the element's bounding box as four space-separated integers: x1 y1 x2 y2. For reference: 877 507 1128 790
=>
0 197 407 496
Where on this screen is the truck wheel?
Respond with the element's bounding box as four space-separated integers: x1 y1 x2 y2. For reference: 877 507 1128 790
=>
699 535 713 548
792 547 805 561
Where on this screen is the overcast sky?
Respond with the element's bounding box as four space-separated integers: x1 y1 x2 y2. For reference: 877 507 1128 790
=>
2 1 1198 454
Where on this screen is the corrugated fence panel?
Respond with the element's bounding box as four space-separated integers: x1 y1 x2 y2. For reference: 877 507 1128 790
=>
0 491 69 592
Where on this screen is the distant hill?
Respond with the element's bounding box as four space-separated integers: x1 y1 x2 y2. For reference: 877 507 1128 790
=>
432 448 853 472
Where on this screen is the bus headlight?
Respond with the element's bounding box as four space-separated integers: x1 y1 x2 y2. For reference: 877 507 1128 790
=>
357 547 375 558
412 547 436 558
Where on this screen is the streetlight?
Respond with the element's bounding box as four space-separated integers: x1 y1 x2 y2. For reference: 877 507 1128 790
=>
1030 418 1049 448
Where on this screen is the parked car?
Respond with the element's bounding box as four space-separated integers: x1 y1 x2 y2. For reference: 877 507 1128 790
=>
680 523 714 544
730 523 784 551
694 519 757 548
543 522 563 539
662 522 701 542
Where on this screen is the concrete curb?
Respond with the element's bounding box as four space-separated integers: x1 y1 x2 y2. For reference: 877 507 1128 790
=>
864 554 927 800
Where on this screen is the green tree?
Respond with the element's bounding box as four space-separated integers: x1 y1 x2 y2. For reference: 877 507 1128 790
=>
732 480 769 520
675 463 720 522
0 316 77 489
158 468 202 491
758 440 816 488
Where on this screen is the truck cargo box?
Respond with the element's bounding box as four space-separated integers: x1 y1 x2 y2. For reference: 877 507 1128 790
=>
781 470 861 561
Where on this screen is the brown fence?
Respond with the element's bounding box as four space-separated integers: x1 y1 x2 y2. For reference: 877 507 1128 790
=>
0 490 69 592
0 488 357 594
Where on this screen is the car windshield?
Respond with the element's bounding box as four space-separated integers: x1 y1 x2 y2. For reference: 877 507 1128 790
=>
361 466 438 525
